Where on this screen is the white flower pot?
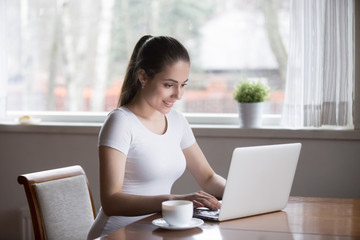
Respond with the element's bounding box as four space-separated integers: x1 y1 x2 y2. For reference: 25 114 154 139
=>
237 102 263 128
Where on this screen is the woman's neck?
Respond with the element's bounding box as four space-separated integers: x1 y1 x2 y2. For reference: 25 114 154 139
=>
126 97 163 121
126 101 167 135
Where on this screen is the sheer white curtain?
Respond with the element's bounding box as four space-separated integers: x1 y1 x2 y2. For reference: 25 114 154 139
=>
282 0 354 128
0 0 7 120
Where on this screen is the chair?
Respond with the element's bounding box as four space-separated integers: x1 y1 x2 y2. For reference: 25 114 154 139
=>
18 165 96 240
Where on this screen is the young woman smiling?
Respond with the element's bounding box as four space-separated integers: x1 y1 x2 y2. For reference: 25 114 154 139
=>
87 35 226 239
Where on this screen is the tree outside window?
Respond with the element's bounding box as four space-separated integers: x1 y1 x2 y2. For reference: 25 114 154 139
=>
5 0 289 115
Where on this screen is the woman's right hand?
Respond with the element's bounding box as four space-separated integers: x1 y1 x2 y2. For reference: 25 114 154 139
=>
173 191 221 210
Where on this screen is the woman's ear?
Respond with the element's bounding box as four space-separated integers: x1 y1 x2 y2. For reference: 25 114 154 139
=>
137 69 148 86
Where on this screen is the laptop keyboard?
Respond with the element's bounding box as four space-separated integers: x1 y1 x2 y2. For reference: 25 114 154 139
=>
199 210 220 216
194 209 220 220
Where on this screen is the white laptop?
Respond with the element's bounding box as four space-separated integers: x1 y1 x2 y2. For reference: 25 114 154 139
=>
194 143 302 222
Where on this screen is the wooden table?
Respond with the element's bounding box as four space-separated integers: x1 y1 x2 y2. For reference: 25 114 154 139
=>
101 197 360 240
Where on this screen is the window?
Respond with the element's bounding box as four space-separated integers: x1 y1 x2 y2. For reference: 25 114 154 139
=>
3 0 289 118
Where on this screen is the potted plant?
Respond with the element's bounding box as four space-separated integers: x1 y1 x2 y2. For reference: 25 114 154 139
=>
233 76 270 128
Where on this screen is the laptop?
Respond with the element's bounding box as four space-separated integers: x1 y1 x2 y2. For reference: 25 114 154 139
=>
193 143 302 222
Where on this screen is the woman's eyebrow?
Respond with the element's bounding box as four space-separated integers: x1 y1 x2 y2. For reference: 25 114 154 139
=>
163 79 189 83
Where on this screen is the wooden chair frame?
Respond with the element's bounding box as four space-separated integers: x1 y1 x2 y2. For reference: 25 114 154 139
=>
17 165 96 240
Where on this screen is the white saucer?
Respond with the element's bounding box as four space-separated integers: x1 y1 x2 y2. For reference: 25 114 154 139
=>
152 218 204 230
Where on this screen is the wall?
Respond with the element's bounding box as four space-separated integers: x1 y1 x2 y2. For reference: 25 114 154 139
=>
0 125 359 239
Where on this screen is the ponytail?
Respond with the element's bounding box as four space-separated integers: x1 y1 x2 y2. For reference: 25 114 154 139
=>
117 35 153 107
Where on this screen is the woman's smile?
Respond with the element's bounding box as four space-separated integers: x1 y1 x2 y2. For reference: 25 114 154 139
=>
163 101 175 107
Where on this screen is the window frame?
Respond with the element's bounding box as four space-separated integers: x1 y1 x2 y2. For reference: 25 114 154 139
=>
1 1 359 130
355 0 360 131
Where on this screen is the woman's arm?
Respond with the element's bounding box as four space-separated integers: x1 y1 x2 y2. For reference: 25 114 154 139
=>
183 142 226 200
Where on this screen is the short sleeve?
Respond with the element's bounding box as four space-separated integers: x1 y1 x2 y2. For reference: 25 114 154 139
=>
98 109 132 155
179 113 196 150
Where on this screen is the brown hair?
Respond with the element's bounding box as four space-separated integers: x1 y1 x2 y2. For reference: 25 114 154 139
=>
117 35 190 107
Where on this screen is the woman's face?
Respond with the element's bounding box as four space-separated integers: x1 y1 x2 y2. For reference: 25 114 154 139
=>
141 60 190 114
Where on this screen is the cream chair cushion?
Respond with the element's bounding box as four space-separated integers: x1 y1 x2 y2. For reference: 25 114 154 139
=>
34 175 94 240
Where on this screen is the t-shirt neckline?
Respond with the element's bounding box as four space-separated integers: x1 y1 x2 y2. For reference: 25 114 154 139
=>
122 106 169 136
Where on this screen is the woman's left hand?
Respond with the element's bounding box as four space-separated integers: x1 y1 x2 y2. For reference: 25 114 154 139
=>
173 191 221 210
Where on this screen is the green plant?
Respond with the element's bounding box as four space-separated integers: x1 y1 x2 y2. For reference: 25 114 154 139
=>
233 77 270 103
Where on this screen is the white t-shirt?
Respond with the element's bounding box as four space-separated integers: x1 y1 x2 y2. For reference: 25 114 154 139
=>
87 107 196 239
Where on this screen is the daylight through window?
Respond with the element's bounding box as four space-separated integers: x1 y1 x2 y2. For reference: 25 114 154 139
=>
5 0 289 115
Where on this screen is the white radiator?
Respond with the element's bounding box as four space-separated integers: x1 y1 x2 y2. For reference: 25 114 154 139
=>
20 207 34 240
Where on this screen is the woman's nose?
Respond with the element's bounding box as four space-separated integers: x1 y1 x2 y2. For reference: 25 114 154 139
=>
172 87 183 100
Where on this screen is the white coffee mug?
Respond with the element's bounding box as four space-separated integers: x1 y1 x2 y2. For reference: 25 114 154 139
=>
162 200 193 227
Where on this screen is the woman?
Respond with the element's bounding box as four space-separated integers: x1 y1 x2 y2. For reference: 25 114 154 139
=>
87 35 226 239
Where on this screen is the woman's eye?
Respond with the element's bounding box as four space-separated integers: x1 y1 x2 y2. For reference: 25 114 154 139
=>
164 84 173 88
181 83 188 87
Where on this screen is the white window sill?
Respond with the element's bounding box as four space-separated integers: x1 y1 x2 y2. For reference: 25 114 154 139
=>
190 125 360 141
0 120 359 141
0 111 358 140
